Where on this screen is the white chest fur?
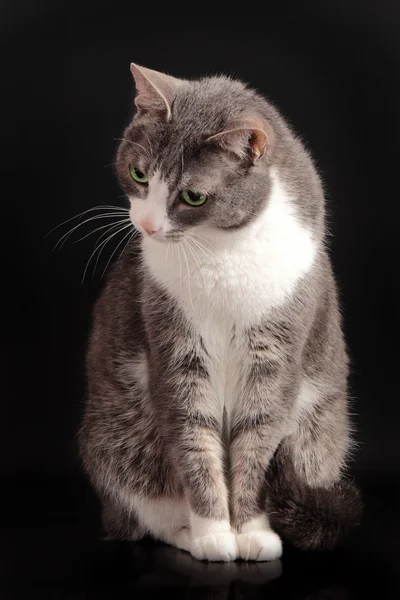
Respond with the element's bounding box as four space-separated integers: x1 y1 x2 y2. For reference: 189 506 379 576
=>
142 169 317 423
143 169 316 327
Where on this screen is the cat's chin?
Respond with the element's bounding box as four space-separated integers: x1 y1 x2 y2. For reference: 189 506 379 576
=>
142 231 170 244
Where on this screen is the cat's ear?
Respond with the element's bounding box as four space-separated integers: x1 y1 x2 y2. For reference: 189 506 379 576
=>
130 63 178 120
206 115 273 162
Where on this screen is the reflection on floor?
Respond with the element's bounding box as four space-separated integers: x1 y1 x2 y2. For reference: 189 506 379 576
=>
0 476 398 599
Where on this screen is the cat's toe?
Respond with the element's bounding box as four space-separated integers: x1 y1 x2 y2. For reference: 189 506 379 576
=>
191 531 238 562
236 530 282 561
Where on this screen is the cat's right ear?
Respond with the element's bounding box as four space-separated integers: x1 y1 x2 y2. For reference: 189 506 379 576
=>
130 63 178 121
206 115 274 163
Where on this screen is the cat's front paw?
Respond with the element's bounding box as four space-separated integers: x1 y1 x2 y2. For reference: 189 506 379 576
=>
236 530 282 561
190 531 238 562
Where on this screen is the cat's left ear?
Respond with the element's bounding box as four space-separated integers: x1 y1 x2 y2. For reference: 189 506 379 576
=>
206 115 273 162
130 63 179 120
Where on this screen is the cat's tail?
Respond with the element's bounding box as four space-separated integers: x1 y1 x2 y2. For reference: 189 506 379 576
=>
266 452 362 551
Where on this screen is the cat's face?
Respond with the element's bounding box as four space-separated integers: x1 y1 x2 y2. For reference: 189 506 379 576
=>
116 65 274 244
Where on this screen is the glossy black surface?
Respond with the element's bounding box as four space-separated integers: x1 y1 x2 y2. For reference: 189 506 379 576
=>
2 1 400 597
1 477 398 598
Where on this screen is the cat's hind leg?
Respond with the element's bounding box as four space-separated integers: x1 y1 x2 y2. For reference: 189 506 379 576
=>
266 383 361 550
101 498 144 541
124 493 192 552
102 494 192 552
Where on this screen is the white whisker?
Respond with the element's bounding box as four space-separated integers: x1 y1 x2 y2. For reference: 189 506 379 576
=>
190 231 216 250
185 236 207 290
93 221 131 249
117 231 138 266
142 130 154 158
182 241 194 312
176 243 182 292
74 218 130 244
82 222 132 283
91 222 133 277
114 138 152 161
101 226 135 279
46 205 128 237
187 234 216 262
53 212 129 251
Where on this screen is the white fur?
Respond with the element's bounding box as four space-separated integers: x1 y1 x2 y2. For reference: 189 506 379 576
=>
237 513 282 561
143 167 317 325
190 515 238 561
296 379 321 413
120 492 238 560
127 169 317 560
142 168 317 429
126 492 190 548
190 514 231 536
241 513 272 533
119 350 149 391
129 171 171 239
293 377 339 424
236 530 282 561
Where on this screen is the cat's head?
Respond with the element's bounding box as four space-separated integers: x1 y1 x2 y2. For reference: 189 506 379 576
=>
116 64 276 243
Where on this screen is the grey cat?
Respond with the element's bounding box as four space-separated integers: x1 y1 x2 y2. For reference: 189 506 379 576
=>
79 64 361 562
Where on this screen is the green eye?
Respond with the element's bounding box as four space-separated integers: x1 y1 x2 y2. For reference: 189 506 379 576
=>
129 165 148 183
180 190 207 206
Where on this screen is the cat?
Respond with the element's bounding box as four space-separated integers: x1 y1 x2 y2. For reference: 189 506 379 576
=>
79 64 361 562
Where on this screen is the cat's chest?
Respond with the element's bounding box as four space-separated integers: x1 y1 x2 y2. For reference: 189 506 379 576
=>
142 174 316 325
194 315 244 422
143 232 315 329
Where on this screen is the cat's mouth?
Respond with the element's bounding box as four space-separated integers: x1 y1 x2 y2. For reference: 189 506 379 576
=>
141 230 183 244
164 232 184 244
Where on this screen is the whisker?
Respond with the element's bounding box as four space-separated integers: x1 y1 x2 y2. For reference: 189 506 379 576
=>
142 131 154 158
93 221 131 250
185 236 207 290
166 240 171 266
176 243 182 292
116 230 138 265
46 205 128 237
101 226 135 279
114 138 152 161
82 222 132 283
54 212 129 251
91 222 132 277
91 226 130 280
92 223 130 279
187 234 216 261
189 231 216 249
74 218 130 244
182 241 194 312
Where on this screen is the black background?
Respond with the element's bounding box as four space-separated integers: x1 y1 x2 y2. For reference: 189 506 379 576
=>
2 0 400 596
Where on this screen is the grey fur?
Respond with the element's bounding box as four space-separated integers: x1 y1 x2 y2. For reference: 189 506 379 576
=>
79 67 361 557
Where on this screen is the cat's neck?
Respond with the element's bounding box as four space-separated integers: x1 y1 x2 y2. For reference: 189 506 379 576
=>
142 167 318 326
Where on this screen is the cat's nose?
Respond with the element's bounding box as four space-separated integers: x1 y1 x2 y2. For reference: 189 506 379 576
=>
140 218 161 236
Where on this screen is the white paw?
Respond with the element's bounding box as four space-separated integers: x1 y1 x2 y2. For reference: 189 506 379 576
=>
190 531 238 562
236 530 282 561
173 527 192 552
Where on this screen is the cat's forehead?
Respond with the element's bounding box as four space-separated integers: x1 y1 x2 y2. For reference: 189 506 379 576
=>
124 75 264 183
135 76 253 146
171 77 251 134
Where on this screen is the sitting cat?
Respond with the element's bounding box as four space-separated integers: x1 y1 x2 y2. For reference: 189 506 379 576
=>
79 64 361 562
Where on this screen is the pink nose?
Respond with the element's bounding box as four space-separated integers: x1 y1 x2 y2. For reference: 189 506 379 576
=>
140 218 160 235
